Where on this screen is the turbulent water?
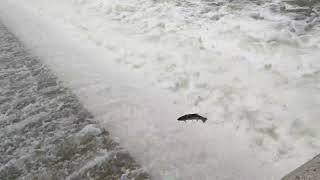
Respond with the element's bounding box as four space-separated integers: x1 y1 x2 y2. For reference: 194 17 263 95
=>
0 23 149 180
0 0 320 179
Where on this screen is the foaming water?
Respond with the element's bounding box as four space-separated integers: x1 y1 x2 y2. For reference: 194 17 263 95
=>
0 0 319 179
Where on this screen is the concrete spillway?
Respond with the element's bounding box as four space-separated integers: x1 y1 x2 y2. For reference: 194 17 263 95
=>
282 154 320 180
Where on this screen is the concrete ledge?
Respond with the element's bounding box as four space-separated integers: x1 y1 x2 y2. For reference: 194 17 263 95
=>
282 154 320 180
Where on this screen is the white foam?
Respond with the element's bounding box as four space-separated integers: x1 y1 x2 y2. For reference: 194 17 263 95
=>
0 0 319 179
77 124 102 137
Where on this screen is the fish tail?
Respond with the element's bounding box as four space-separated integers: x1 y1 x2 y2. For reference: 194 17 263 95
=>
201 118 207 123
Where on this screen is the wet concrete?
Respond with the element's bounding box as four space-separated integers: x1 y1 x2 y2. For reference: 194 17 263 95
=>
0 23 149 180
282 154 320 180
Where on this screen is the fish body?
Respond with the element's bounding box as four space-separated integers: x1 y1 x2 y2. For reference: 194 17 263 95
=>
177 113 207 123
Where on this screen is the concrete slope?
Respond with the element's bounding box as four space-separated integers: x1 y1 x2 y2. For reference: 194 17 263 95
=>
282 154 320 180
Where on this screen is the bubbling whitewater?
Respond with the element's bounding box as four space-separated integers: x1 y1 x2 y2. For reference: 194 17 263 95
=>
0 0 319 179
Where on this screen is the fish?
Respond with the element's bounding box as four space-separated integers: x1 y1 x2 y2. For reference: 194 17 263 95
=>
177 113 207 123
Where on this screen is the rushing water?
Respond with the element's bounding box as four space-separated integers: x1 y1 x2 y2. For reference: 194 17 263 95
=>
0 0 319 179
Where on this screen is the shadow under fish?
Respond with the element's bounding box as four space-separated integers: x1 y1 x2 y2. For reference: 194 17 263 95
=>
177 113 207 123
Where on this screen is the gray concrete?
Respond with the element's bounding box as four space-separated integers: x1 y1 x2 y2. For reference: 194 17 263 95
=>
282 154 320 180
0 23 149 180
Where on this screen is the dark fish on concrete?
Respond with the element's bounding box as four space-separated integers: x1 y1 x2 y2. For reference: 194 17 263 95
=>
177 113 207 123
